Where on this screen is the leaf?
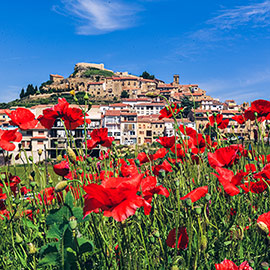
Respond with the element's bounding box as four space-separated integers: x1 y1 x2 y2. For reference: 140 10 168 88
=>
65 192 74 209
23 218 39 230
39 242 59 257
47 224 62 239
72 207 83 223
38 252 60 267
46 207 69 225
77 237 93 254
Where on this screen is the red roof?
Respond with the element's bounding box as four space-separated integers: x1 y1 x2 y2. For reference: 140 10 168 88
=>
50 74 64 78
104 110 121 116
109 103 131 107
31 136 47 139
88 82 103 85
134 102 165 107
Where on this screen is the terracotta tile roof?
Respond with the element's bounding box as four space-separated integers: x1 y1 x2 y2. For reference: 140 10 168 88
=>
50 74 64 78
122 98 151 102
31 136 47 139
88 82 103 85
120 112 137 116
134 102 165 107
104 110 121 116
109 103 131 107
111 76 138 81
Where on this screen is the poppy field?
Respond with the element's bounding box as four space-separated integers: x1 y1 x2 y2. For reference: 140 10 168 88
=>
0 98 270 269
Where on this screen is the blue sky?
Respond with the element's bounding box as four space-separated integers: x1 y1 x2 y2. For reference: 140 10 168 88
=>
1 0 270 103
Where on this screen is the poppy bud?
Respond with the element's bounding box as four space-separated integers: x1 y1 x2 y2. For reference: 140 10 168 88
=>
185 198 192 207
15 153 21 160
67 147 77 163
74 97 78 102
205 193 211 201
29 156 33 162
257 221 269 235
254 112 258 117
38 149 43 156
31 171 35 178
48 179 53 185
84 93 89 100
194 205 202 215
160 171 166 178
78 169 83 174
69 216 77 230
135 159 140 166
200 235 207 251
15 232 23 244
249 260 255 267
145 149 149 154
261 262 269 270
171 265 179 270
55 181 68 193
28 243 37 254
56 155 62 162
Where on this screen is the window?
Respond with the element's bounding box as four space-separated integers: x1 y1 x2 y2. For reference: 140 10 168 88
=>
38 140 43 145
146 130 152 137
38 131 44 135
130 131 135 135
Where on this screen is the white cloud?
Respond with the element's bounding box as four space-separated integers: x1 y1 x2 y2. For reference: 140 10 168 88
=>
207 1 270 30
191 1 270 42
53 0 142 35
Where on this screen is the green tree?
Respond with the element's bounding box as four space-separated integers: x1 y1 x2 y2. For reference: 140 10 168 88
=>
120 90 129 99
180 96 200 118
140 71 155 80
19 88 25 99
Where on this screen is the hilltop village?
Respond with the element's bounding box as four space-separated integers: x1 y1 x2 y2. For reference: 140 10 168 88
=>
0 63 255 163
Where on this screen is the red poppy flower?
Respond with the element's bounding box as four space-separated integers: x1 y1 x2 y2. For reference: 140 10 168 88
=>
0 173 21 194
156 136 176 148
159 103 183 120
140 176 169 208
179 124 197 137
38 98 90 130
37 187 56 205
153 160 172 176
240 180 270 194
254 164 270 179
6 108 38 130
244 99 270 122
120 162 139 177
87 128 114 149
208 146 239 168
137 148 168 164
166 227 189 250
53 161 70 177
0 129 22 151
232 114 246 125
257 211 270 236
83 174 150 221
215 259 253 270
188 133 207 154
180 186 208 202
212 167 247 196
207 114 229 129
